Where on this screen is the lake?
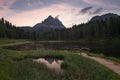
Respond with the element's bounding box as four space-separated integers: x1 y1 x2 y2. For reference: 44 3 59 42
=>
3 41 120 57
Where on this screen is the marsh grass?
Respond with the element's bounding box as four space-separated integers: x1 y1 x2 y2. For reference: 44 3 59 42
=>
0 48 120 80
0 39 27 45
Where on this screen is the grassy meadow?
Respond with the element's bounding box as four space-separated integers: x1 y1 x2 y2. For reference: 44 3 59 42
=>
0 48 120 80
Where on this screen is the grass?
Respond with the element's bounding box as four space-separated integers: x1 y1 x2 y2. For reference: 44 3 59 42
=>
0 48 120 80
0 38 28 45
0 39 32 48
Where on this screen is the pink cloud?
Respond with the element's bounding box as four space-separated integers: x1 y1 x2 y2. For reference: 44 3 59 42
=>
83 0 107 5
5 0 15 6
0 0 15 8
0 0 4 5
0 0 16 19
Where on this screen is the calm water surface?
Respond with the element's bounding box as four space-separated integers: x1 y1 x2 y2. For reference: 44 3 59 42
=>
33 58 64 74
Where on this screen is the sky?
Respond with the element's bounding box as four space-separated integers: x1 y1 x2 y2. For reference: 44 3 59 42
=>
0 0 120 28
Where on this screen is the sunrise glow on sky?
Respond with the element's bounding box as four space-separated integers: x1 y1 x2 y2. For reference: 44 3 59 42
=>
0 0 120 27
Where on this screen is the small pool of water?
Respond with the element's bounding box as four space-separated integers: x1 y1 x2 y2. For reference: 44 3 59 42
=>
33 58 64 74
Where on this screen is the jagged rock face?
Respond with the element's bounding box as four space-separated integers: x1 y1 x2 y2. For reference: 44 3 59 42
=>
32 23 54 34
32 15 66 34
90 13 119 21
42 16 65 28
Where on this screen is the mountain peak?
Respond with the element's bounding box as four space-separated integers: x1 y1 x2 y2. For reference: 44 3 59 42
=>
41 15 65 28
90 13 119 21
33 15 66 34
47 15 54 19
43 15 54 24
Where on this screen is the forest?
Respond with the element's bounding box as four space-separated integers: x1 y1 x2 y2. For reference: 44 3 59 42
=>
42 16 120 40
0 18 36 40
0 16 120 40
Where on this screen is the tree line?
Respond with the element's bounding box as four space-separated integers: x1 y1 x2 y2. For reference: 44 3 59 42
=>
0 18 36 40
41 16 120 40
1 16 120 40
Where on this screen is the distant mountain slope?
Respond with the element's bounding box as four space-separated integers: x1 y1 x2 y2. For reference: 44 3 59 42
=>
32 15 66 34
19 26 32 31
91 13 119 21
19 15 66 34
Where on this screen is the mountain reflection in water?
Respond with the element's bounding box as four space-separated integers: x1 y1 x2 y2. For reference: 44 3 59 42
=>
33 58 64 74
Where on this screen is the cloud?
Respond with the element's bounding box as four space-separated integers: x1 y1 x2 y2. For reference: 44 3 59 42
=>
83 0 97 3
10 0 44 11
82 0 120 8
7 3 79 27
0 7 3 10
6 2 104 27
0 0 15 8
92 8 103 14
10 0 63 11
55 15 60 19
83 0 108 6
0 0 4 6
78 6 104 15
80 6 93 14
0 0 16 18
9 0 88 12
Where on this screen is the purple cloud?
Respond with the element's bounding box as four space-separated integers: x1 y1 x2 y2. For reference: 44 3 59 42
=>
92 8 103 14
79 6 104 15
80 6 93 14
0 7 4 10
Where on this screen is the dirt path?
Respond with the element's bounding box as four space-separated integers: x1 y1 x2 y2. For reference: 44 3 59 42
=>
80 53 120 76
